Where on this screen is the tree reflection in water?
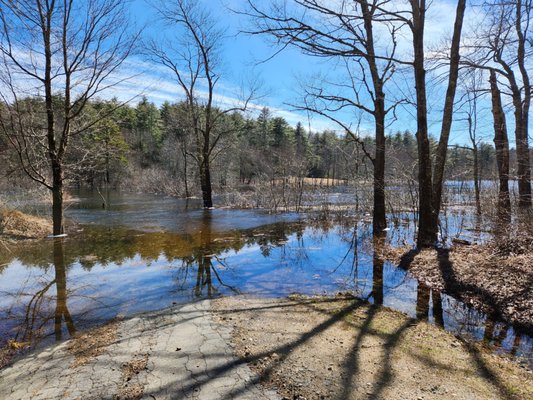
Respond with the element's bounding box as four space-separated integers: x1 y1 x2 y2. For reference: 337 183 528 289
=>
415 283 444 328
53 239 76 340
0 218 530 363
194 211 216 297
4 239 77 347
371 235 384 306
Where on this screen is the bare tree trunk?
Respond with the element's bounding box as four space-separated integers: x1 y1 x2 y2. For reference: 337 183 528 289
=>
432 0 467 228
52 163 64 235
432 290 444 327
200 156 213 208
361 0 388 234
43 5 64 236
513 90 532 208
416 282 430 320
373 110 387 233
515 0 532 208
411 0 436 247
489 70 511 214
105 156 110 185
181 146 190 198
473 143 481 215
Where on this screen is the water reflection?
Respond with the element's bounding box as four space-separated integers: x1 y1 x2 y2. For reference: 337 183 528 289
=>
53 240 76 340
371 236 384 306
0 217 531 366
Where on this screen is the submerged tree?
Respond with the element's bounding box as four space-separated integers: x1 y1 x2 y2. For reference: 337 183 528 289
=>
148 0 256 208
430 0 467 237
0 0 136 234
243 0 405 235
465 0 532 209
382 0 466 246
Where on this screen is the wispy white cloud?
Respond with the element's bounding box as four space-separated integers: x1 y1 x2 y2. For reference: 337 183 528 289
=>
97 55 339 133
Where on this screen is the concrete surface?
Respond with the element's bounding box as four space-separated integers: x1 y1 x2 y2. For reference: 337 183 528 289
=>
0 300 279 400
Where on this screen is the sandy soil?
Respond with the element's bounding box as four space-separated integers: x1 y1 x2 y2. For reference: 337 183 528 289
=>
213 295 532 400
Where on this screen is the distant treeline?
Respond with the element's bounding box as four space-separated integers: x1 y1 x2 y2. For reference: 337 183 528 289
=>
2 95 522 198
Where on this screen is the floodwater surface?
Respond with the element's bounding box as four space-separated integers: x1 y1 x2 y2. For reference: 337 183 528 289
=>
0 191 531 367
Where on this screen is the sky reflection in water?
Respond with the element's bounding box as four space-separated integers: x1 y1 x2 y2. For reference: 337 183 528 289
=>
0 191 531 366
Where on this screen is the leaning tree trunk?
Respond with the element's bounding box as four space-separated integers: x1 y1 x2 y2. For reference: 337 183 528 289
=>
432 0 466 231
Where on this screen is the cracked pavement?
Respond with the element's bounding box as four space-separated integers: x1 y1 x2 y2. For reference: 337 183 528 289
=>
0 300 279 400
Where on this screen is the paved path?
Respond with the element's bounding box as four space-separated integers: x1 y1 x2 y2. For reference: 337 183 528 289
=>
0 300 279 400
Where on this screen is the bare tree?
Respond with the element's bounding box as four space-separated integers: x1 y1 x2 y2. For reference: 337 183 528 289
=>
244 0 470 245
489 69 511 215
464 0 532 209
382 0 467 246
0 0 137 235
148 0 256 208
242 0 407 235
459 69 485 215
431 0 467 232
409 0 435 247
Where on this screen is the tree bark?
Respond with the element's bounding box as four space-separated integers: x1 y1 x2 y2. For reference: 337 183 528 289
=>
512 89 532 207
411 0 436 247
432 0 466 229
52 162 64 235
372 236 384 306
432 290 444 327
373 109 387 233
472 143 481 215
416 282 430 320
181 145 190 198
360 0 388 234
514 0 532 208
200 156 213 208
489 70 511 214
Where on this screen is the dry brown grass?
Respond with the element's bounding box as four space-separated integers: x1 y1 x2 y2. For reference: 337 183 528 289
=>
0 209 51 240
114 354 149 400
271 177 349 186
67 319 120 368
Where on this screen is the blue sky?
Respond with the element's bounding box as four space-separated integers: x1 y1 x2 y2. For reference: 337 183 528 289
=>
124 0 334 130
114 0 520 146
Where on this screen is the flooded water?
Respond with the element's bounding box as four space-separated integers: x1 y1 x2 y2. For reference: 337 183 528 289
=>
1 191 531 366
